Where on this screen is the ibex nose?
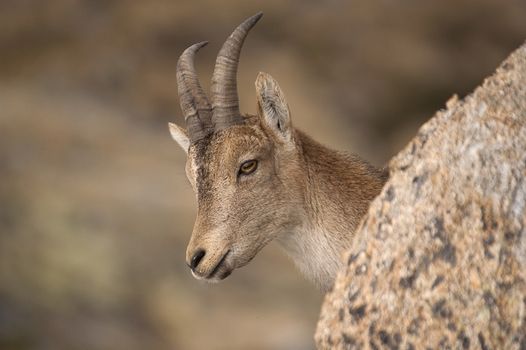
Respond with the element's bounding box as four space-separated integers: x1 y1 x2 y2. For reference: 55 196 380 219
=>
189 249 206 270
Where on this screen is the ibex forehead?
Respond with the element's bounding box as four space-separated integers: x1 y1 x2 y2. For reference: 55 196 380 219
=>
187 122 269 185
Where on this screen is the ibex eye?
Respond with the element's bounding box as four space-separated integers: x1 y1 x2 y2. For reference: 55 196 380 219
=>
239 160 258 176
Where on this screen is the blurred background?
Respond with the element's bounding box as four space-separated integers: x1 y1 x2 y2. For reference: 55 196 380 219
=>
1 1 525 349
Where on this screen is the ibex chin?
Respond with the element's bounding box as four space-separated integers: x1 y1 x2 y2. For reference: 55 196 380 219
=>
169 12 388 291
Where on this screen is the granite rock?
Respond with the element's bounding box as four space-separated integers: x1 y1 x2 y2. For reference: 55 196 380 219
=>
316 43 526 349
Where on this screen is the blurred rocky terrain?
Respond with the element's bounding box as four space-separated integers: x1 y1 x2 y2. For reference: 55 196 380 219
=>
0 1 525 349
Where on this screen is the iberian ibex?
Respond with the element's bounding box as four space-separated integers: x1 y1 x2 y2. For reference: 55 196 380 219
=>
169 12 388 291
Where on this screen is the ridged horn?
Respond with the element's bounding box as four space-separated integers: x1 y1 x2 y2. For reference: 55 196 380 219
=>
177 41 213 142
211 12 263 130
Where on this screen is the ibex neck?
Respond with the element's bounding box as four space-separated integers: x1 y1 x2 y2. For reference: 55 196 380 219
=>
278 130 387 291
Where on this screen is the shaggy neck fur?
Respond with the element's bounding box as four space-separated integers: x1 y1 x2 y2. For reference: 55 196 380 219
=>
278 131 388 291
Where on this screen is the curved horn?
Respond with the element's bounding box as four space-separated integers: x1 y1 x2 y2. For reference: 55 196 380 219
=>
211 12 263 130
177 41 213 142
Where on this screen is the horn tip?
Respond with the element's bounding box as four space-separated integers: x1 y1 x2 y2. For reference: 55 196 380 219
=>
195 41 209 49
234 12 262 35
181 41 209 56
250 11 263 24
187 41 208 53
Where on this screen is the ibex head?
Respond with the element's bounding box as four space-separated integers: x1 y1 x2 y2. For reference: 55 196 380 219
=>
169 13 306 282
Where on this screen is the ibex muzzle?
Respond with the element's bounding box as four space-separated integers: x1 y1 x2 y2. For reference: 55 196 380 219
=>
169 12 387 290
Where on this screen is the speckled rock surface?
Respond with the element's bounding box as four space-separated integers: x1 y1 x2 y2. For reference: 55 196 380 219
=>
316 43 526 349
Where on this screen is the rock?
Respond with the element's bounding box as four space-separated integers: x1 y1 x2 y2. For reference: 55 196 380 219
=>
315 43 526 349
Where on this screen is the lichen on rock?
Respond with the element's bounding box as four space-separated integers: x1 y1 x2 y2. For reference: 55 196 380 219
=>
316 43 526 349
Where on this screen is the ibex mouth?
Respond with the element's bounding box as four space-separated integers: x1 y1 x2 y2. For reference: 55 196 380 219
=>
206 249 231 280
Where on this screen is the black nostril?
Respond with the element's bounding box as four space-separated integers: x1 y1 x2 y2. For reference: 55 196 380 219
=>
190 249 206 270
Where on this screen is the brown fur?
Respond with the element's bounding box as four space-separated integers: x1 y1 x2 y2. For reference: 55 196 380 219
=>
171 72 387 291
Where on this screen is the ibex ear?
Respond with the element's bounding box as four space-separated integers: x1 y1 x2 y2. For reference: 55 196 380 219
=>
168 122 190 153
256 72 292 141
